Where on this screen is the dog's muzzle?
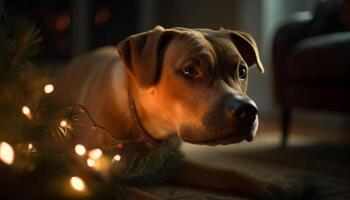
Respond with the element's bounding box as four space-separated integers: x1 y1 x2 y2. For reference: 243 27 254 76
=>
202 93 258 143
226 98 257 124
226 97 258 142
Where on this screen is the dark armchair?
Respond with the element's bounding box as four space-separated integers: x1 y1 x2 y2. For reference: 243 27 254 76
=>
272 0 350 148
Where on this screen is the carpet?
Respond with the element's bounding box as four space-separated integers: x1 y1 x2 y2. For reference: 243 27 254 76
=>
145 128 350 200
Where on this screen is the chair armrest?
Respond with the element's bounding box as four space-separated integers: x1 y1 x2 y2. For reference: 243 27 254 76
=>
287 32 350 80
273 11 313 68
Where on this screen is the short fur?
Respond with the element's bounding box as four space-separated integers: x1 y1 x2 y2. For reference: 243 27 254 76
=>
52 26 291 199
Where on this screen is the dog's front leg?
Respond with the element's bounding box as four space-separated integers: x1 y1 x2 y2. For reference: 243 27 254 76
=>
169 158 291 199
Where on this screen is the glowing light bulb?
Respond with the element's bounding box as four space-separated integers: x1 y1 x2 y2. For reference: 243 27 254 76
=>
112 154 121 162
0 142 15 165
22 106 30 115
116 143 123 149
21 106 32 119
44 84 54 94
70 176 86 191
87 158 95 167
60 120 68 127
88 148 102 160
74 144 86 156
28 143 33 150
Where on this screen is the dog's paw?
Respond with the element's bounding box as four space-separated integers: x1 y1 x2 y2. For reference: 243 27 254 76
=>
252 183 296 200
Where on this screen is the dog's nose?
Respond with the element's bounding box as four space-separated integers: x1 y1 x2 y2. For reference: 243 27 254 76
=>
227 99 258 123
234 103 257 122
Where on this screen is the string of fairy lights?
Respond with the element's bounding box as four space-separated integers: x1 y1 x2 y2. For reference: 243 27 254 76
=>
0 83 128 193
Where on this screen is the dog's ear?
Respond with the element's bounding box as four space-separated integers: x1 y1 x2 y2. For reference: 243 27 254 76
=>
221 28 264 73
117 26 172 87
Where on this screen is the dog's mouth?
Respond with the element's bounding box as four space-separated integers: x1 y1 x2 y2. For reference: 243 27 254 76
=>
181 130 255 146
179 119 258 146
202 135 251 146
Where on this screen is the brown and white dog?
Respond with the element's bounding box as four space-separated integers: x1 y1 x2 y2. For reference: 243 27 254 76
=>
52 26 291 199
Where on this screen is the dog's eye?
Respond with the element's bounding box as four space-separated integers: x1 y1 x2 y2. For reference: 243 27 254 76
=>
238 65 247 79
182 63 200 79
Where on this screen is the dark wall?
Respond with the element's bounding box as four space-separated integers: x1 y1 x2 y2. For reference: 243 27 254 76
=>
3 0 139 61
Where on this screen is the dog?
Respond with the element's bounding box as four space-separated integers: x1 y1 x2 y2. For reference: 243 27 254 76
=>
52 26 291 199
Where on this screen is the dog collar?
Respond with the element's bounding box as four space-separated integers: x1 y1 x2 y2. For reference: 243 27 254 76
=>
128 93 162 147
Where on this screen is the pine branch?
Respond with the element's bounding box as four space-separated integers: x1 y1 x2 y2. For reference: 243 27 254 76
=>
9 25 42 68
0 17 42 83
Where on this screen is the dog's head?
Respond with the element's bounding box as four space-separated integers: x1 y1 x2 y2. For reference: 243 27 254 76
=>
117 26 264 145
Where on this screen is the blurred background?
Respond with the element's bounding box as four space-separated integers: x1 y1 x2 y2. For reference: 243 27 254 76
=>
1 0 349 199
0 0 342 112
